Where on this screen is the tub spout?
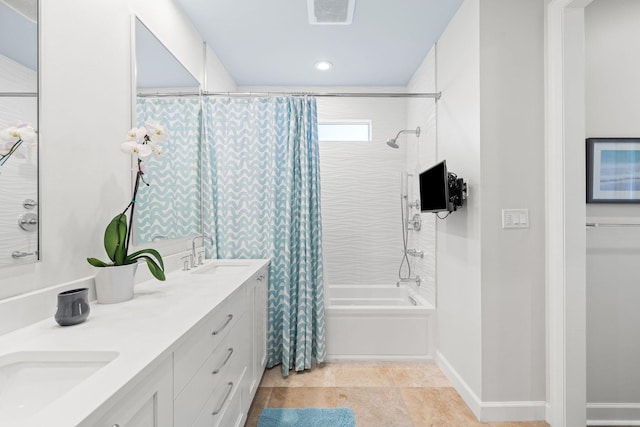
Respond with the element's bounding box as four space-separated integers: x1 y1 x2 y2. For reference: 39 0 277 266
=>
396 275 421 287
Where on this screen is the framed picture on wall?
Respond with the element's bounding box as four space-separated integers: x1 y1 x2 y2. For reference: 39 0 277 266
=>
586 137 640 203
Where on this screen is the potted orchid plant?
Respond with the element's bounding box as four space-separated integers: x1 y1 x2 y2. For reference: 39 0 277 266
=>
87 120 167 303
0 123 37 168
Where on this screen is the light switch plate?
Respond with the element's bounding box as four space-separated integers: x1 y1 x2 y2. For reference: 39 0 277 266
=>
502 209 529 229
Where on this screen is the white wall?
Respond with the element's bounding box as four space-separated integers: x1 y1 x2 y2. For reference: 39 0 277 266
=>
205 44 236 92
479 0 546 403
0 0 235 301
585 0 640 419
435 0 483 399
424 0 546 419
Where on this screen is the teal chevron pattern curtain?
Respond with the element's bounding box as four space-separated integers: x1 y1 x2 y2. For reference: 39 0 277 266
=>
135 97 202 243
202 96 326 376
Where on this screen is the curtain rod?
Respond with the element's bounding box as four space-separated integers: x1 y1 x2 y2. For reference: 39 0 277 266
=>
204 91 442 99
137 91 441 99
586 222 640 228
137 91 201 98
0 92 37 98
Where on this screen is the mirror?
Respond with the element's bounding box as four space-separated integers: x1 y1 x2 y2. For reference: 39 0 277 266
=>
132 17 202 244
0 0 38 268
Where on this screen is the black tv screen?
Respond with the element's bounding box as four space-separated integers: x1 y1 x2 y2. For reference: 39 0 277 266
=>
419 160 450 212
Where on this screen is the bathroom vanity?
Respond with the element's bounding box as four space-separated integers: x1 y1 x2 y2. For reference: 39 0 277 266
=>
0 258 269 427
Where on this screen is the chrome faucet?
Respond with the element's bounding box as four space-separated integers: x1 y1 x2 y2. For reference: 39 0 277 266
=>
191 236 202 268
191 235 213 267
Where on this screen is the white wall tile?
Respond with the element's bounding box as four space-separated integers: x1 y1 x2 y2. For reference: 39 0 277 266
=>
316 96 408 287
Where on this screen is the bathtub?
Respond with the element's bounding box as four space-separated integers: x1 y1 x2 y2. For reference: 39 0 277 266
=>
325 285 435 360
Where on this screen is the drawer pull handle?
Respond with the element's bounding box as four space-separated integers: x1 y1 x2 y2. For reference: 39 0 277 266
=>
212 314 233 335
212 382 233 415
257 274 265 282
212 347 234 374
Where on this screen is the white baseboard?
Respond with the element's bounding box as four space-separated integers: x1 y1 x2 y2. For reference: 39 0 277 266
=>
435 351 546 423
587 403 640 426
481 400 547 422
435 351 482 418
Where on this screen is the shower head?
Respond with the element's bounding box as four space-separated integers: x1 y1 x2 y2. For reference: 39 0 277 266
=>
385 127 421 149
386 138 400 149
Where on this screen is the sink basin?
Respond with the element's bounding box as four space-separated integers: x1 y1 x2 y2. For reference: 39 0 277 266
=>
0 350 118 423
191 261 252 275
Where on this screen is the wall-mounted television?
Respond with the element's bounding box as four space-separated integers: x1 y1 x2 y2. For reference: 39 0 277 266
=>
419 160 466 213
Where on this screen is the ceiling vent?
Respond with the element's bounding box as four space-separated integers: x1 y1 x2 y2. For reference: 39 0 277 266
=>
307 0 355 25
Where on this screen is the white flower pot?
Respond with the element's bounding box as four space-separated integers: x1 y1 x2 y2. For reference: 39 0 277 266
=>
94 263 138 304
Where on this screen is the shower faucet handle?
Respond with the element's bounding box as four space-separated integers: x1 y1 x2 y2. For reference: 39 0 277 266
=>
406 249 424 258
12 250 37 259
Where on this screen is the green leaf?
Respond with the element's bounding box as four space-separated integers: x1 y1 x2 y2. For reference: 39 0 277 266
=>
127 249 165 281
87 257 110 267
127 248 164 270
104 214 128 265
131 254 166 281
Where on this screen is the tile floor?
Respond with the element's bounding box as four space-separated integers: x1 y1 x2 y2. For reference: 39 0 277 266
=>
245 361 550 427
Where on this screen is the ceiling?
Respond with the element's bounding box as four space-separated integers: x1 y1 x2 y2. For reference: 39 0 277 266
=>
174 0 464 87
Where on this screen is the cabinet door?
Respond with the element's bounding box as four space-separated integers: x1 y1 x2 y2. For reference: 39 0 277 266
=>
92 357 173 427
249 268 268 396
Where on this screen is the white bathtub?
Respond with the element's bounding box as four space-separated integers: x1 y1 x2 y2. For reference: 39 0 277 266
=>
325 285 435 360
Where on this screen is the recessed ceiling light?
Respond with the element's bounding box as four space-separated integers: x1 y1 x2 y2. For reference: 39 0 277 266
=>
314 60 333 71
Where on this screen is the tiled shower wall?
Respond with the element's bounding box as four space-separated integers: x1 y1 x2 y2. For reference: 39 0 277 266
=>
317 95 409 288
0 55 38 267
406 50 438 306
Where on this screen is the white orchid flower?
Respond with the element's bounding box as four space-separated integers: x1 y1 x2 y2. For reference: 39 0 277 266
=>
154 147 164 157
3 141 25 158
0 128 17 142
138 160 148 172
0 124 36 143
16 124 37 145
145 120 167 142
126 127 147 142
121 141 152 158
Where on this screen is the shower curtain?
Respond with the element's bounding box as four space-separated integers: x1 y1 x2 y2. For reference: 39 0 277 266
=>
135 97 202 243
202 96 326 375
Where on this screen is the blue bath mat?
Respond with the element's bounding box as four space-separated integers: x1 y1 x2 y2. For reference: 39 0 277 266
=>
257 407 356 427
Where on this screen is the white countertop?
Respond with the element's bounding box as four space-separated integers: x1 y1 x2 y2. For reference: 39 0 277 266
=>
0 258 270 427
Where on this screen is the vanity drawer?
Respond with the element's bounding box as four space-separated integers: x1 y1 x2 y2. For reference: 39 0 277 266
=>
192 367 247 427
174 288 245 396
174 324 243 426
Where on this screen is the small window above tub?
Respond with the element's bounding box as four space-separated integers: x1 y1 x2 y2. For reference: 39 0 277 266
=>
318 121 371 141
